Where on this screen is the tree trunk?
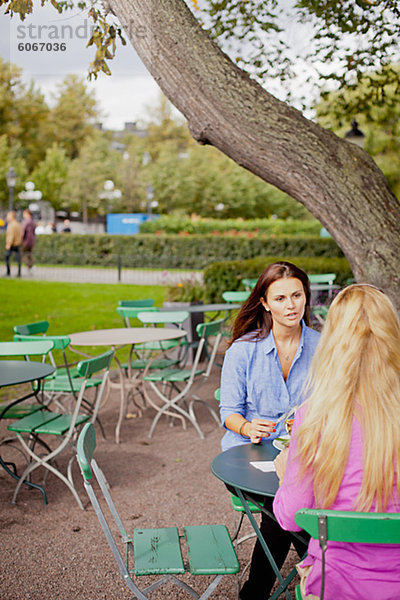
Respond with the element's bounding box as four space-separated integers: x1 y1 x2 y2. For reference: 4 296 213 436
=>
108 0 400 309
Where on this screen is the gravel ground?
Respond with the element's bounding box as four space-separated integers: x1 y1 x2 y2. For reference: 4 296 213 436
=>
0 372 298 600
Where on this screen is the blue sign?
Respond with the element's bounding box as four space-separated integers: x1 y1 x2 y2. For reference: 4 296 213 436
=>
106 213 157 235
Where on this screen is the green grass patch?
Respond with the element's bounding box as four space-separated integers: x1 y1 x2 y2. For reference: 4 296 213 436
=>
1 279 165 360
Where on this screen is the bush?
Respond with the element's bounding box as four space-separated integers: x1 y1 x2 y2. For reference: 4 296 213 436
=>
140 215 322 235
0 233 343 270
203 256 353 302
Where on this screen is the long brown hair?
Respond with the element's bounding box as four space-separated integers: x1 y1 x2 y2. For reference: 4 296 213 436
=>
229 261 311 345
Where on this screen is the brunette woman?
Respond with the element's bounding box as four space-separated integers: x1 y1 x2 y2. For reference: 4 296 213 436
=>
220 261 320 600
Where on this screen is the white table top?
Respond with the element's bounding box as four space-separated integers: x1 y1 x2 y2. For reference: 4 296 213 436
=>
69 327 187 347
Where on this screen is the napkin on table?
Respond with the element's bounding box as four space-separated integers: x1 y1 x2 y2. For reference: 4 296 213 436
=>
250 461 276 473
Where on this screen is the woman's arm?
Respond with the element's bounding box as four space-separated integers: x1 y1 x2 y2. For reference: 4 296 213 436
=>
225 413 276 443
220 341 275 443
273 409 315 530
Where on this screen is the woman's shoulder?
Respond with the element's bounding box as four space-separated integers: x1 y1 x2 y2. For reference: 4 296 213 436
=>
303 324 321 343
227 331 264 353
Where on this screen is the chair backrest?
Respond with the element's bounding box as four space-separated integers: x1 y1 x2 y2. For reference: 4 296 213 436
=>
137 310 189 327
77 423 137 590
295 508 400 545
308 273 336 285
76 349 114 379
118 299 155 308
193 318 225 377
0 340 54 358
222 291 250 303
13 320 50 335
241 278 258 290
72 350 113 428
116 306 159 328
295 508 400 600
14 333 70 351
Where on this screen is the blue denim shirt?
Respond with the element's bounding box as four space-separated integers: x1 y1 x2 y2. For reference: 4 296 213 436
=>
220 322 320 450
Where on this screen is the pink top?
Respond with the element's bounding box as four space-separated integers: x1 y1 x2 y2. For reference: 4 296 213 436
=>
273 406 400 600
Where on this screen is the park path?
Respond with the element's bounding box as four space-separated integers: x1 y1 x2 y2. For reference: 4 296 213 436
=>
17 265 203 285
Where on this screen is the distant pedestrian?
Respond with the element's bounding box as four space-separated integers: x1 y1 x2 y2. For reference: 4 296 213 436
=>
21 208 36 273
5 210 22 277
35 221 47 235
62 219 71 233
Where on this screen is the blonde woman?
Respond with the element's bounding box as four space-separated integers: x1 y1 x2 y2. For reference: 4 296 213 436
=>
273 284 400 600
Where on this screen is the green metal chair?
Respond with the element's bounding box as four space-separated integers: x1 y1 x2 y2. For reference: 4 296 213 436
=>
308 273 336 285
7 350 113 509
13 334 104 430
116 305 159 328
118 299 155 308
142 319 225 439
13 320 50 336
294 508 400 600
77 423 239 599
222 291 250 303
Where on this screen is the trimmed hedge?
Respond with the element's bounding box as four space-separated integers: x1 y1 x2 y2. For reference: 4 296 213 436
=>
0 233 343 269
140 215 322 236
203 256 353 302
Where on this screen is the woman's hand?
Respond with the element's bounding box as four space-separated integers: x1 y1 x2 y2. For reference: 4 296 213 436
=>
274 448 289 484
246 419 276 444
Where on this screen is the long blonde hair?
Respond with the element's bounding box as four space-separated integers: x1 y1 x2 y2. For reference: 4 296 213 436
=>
296 284 400 511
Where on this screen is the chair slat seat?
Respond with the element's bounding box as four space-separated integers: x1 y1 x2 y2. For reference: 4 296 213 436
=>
184 525 240 575
143 368 204 382
133 527 184 575
8 410 61 433
33 413 89 435
122 358 179 371
42 376 102 392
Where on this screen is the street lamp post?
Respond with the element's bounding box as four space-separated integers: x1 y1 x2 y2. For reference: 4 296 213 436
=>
18 182 43 214
6 166 17 211
99 180 122 213
146 184 159 220
345 119 365 148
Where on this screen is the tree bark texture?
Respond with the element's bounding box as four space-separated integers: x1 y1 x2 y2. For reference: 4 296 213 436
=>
108 0 400 309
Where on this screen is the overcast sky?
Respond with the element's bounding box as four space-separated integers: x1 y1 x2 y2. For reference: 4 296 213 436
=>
0 1 322 130
0 3 163 130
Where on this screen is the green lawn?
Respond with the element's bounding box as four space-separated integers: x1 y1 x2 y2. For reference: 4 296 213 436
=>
0 279 165 341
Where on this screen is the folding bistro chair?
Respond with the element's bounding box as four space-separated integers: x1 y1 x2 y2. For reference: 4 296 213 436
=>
7 350 113 508
13 334 105 431
77 423 239 599
294 508 400 600
117 305 159 328
142 319 225 439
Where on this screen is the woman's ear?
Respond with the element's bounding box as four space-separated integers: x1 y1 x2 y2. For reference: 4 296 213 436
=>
260 297 270 312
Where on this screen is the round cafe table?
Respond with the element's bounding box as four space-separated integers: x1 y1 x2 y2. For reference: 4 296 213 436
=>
69 328 187 444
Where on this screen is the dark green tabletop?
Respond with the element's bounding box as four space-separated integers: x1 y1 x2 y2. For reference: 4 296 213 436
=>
0 361 55 388
211 442 280 497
